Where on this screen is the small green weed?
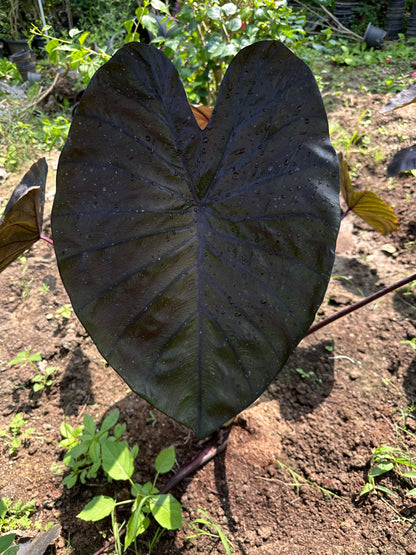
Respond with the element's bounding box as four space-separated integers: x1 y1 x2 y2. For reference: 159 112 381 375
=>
0 497 36 533
0 413 34 456
8 349 58 393
77 445 182 552
55 304 72 320
31 365 59 392
62 412 233 553
185 508 235 555
295 367 321 384
60 409 135 488
41 116 70 151
10 256 33 298
401 337 416 352
360 444 416 498
8 349 41 371
39 282 50 294
275 459 344 500
146 410 158 427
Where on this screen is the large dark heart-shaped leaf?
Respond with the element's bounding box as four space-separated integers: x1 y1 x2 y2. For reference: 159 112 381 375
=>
0 158 47 273
52 41 340 437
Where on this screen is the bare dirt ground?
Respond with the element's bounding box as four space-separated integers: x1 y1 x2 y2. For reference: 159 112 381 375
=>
0 62 415 554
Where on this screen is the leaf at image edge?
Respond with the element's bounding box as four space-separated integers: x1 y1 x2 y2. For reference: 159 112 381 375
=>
380 81 416 113
0 158 47 273
386 144 416 177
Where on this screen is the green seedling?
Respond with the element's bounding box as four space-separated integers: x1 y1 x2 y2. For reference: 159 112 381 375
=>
77 444 182 553
146 410 158 427
55 304 72 320
401 338 416 352
14 256 33 298
185 508 235 555
39 282 50 294
0 497 36 533
8 349 41 371
8 350 57 393
275 459 344 500
332 275 364 297
31 365 59 392
0 413 34 456
360 444 416 498
60 409 137 488
295 367 321 384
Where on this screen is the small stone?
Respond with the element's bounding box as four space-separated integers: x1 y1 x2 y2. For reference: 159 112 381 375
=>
381 244 396 255
257 525 273 540
329 294 352 306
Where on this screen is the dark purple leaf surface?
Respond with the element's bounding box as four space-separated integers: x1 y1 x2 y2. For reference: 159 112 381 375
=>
387 144 416 177
0 158 47 273
52 41 340 437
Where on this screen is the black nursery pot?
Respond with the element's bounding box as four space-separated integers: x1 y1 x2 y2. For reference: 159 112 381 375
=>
407 0 416 38
1 38 29 56
9 49 36 81
363 22 387 48
385 0 406 40
334 0 358 27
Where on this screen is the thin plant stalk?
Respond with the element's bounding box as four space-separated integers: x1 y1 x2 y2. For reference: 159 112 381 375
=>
307 271 416 336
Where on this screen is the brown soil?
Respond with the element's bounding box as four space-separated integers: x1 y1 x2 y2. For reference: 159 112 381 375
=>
0 64 415 555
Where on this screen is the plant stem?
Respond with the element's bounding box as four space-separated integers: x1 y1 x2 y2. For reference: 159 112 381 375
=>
40 234 54 245
307 271 416 336
161 432 230 494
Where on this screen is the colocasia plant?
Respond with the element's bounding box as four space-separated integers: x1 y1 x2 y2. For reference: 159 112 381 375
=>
1 40 413 440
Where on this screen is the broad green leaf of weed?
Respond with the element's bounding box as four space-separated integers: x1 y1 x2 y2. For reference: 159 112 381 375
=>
151 0 170 14
100 410 119 433
375 485 398 497
360 482 374 496
62 473 78 489
155 446 175 474
113 423 126 439
88 440 101 463
402 470 416 478
396 459 416 470
0 498 7 519
68 442 88 459
125 509 150 549
148 493 182 530
83 414 97 435
101 439 134 481
221 3 237 16
0 533 16 552
369 462 394 478
77 495 116 521
407 488 416 496
132 481 158 498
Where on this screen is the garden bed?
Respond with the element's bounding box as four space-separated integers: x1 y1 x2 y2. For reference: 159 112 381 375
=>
0 61 415 554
